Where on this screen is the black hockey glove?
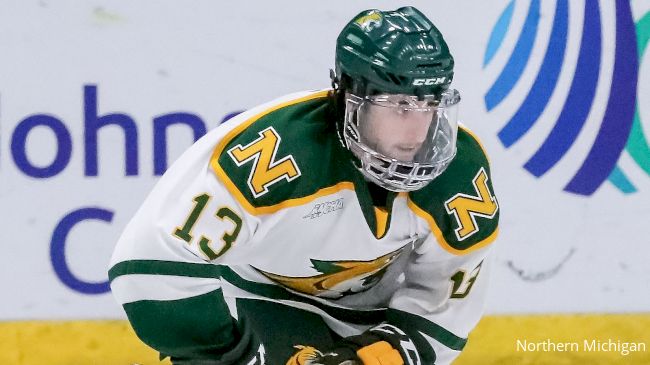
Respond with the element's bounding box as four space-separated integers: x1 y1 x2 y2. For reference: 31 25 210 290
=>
312 323 414 365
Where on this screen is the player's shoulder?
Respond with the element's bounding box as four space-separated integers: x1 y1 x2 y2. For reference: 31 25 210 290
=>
408 124 499 255
211 89 353 215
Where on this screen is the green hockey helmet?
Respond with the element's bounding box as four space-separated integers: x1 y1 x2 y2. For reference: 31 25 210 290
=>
334 7 460 192
335 6 454 97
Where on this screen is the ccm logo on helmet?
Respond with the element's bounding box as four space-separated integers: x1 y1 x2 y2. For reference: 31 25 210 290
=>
412 77 447 86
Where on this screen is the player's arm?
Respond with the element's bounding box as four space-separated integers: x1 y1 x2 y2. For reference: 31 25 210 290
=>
311 244 492 365
384 243 493 365
108 123 262 363
316 157 499 365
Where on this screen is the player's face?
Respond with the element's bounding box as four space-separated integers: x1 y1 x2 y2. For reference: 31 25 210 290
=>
358 96 436 161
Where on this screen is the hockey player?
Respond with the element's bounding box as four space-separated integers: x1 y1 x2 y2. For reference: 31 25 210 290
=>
109 6 499 365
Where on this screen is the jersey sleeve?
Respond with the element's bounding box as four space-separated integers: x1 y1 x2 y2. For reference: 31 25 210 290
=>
386 236 493 364
108 108 265 361
108 90 327 362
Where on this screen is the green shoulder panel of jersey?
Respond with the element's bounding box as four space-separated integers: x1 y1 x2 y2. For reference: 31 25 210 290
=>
408 126 499 254
211 91 356 215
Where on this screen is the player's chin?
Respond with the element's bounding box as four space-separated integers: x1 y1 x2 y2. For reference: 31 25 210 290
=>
386 149 418 162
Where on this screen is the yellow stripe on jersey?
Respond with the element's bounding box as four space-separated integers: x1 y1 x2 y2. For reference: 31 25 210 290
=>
374 206 389 239
407 195 498 255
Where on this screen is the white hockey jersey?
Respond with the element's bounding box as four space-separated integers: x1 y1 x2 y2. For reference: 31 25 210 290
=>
109 90 499 365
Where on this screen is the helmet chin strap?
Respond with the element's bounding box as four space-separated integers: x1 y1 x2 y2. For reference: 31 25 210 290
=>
329 69 339 90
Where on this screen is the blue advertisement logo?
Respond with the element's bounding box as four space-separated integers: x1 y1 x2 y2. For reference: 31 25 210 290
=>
3 84 244 295
484 0 650 195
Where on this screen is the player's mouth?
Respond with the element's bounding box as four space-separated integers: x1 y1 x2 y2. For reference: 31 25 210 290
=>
395 144 421 153
388 144 422 161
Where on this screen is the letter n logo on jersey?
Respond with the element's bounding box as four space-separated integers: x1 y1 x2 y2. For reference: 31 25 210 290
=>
444 168 498 241
227 127 301 198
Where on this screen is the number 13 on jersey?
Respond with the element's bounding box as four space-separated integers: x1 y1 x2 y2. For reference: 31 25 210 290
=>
172 193 243 260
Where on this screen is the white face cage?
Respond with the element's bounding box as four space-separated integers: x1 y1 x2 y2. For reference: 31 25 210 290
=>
342 89 461 192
